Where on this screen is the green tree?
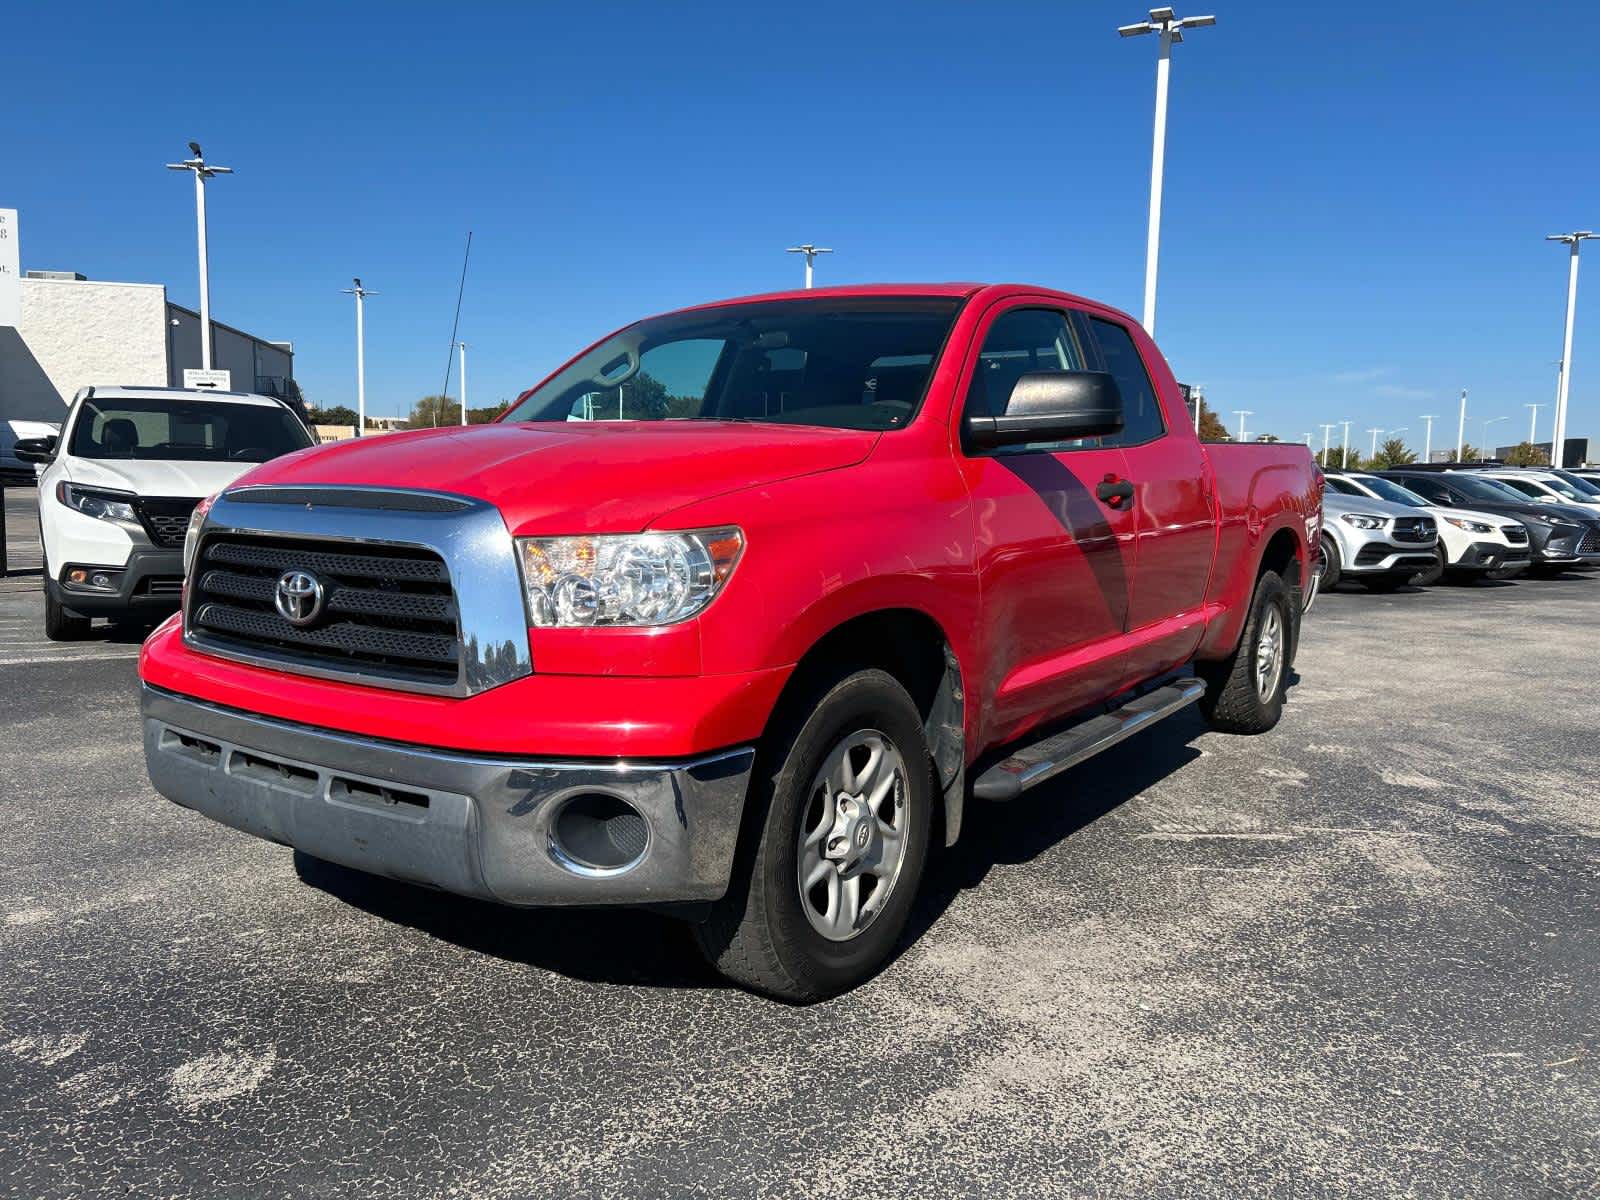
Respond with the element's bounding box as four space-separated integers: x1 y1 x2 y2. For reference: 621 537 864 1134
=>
1503 441 1549 466
407 394 461 428
1196 401 1229 441
1320 445 1362 470
306 404 360 426
468 402 510 425
1369 437 1417 469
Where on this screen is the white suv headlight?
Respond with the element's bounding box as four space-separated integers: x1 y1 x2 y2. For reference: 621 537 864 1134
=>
516 529 743 627
56 481 136 523
1338 513 1385 530
1443 516 1493 534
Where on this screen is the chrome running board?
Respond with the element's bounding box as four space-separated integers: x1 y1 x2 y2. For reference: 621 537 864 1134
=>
971 678 1207 802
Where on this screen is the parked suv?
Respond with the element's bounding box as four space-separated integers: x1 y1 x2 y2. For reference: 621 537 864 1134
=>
1318 489 1439 591
17 386 314 639
1378 470 1600 573
139 284 1320 1000
1472 468 1600 515
1322 471 1530 583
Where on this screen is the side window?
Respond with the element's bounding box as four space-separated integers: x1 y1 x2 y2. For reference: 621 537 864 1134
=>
1088 317 1166 446
1324 478 1362 496
1405 478 1453 504
965 308 1085 421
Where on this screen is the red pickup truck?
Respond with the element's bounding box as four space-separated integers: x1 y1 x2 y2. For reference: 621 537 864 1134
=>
140 283 1320 1000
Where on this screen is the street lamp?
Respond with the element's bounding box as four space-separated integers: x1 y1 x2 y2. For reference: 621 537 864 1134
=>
1319 422 1335 466
1232 409 1253 442
1547 232 1597 468
786 244 833 289
1366 426 1384 460
1118 6 1216 336
165 141 233 372
1340 419 1352 467
340 278 378 436
1525 402 1544 447
1456 388 1468 462
1419 414 1440 464
1481 416 1509 461
457 341 468 427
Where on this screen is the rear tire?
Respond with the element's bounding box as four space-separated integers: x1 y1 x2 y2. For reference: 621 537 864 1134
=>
1198 571 1294 734
1318 535 1342 591
693 667 933 1002
44 589 91 641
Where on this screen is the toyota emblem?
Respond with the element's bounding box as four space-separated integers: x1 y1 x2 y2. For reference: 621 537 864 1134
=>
274 569 326 627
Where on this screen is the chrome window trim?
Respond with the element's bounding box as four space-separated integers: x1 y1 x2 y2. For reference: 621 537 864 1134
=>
183 485 532 697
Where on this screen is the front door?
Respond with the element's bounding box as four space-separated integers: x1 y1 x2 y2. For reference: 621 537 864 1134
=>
953 302 1138 751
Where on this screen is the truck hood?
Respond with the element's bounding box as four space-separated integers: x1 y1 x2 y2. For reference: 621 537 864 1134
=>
234 421 880 533
64 456 258 498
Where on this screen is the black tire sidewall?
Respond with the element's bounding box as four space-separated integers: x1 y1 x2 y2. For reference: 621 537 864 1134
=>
755 670 932 995
1248 576 1292 723
1320 535 1342 591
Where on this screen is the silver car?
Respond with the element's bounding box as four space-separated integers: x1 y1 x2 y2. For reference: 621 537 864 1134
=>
1319 490 1439 592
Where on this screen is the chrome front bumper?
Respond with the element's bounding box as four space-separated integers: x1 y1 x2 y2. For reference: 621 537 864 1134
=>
141 685 755 906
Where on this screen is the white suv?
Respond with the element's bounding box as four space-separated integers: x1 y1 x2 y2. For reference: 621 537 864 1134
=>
1324 472 1532 582
1476 469 1600 515
15 386 314 639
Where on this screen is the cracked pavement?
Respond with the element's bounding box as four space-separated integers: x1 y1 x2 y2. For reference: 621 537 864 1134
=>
1 487 1595 1198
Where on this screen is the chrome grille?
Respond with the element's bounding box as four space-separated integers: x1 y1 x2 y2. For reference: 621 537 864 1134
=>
1391 516 1435 544
187 534 459 687
133 497 200 549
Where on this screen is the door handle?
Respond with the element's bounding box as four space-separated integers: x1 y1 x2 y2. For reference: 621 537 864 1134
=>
1096 477 1134 507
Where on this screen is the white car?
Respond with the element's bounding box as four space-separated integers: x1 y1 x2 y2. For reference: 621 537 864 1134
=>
1322 472 1532 583
14 386 314 639
1475 468 1600 515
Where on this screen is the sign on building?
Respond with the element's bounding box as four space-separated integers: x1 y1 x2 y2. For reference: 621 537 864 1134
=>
0 209 19 328
183 368 232 390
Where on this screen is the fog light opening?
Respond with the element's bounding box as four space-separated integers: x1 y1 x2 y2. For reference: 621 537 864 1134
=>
549 792 650 876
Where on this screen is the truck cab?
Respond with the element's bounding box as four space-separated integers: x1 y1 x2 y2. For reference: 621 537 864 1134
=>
139 284 1320 1000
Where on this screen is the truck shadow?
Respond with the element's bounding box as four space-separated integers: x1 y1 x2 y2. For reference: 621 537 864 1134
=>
293 701 1230 996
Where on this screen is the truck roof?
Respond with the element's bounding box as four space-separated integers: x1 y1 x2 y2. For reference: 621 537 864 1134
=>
654 282 1131 322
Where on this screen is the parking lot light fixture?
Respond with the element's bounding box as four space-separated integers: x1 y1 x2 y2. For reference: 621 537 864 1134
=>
1118 7 1215 336
1366 426 1384 460
458 342 468 427
1340 419 1352 465
1419 414 1440 463
1547 232 1597 468
164 142 233 371
786 244 833 289
1232 409 1252 443
340 278 378 436
1456 389 1468 462
1318 423 1335 465
1482 416 1509 460
1525 402 1544 446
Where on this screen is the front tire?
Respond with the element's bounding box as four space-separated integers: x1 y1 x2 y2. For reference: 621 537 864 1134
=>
1198 570 1293 734
44 588 91 641
694 667 933 1002
1318 535 1342 592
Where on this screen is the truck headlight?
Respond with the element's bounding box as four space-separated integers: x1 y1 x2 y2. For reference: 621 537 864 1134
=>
1443 517 1493 533
183 493 216 577
1338 513 1385 530
516 529 743 627
56 481 136 523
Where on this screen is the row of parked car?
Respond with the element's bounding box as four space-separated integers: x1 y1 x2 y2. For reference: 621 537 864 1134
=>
1318 464 1600 591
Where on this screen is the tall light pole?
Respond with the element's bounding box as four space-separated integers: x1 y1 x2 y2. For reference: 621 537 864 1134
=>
165 142 233 371
1366 426 1384 460
1319 422 1336 466
1340 419 1352 467
1232 409 1253 442
1419 414 1439 463
1482 416 1509 460
457 341 468 426
786 244 833 289
1525 402 1544 447
340 278 377 436
1456 388 1468 462
1547 232 1597 468
1118 6 1216 336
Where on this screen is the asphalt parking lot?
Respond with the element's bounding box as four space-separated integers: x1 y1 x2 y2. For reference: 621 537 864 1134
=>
1 484 1595 1199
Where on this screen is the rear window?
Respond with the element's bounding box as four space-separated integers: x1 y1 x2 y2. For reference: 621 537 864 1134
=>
69 397 312 463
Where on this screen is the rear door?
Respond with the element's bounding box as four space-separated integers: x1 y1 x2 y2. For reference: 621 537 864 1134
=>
953 301 1137 748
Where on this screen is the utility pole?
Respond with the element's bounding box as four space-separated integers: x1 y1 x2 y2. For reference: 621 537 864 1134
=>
1319 422 1336 466
1419 414 1439 464
1118 6 1216 336
165 142 233 371
1547 232 1597 468
1456 389 1468 462
1232 409 1253 443
340 278 378 436
457 342 468 426
786 244 833 289
1525 402 1544 447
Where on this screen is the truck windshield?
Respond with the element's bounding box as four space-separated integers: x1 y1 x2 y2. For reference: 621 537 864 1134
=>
69 397 313 463
502 297 963 432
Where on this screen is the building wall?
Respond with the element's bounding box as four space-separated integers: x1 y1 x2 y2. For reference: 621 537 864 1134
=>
0 279 167 421
166 305 294 392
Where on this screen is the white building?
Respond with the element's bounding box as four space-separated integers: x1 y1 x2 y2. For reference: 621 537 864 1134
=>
0 272 297 424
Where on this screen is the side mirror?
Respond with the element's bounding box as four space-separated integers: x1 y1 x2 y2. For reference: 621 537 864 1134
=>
965 370 1123 450
12 435 57 464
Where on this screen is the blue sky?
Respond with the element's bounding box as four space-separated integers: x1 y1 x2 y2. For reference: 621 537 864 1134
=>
9 0 1599 449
